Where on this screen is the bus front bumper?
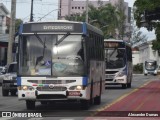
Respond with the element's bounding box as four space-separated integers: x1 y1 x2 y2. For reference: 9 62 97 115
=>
144 70 157 75
105 75 127 85
18 90 88 101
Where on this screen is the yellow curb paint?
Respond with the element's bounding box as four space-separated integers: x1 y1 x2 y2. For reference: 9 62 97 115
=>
92 81 152 116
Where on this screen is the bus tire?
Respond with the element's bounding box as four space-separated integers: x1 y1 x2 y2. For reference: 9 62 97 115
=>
144 74 147 76
2 88 9 96
26 100 35 110
94 96 101 105
90 80 94 105
11 90 17 96
122 84 127 89
94 78 102 105
127 83 131 88
80 100 90 110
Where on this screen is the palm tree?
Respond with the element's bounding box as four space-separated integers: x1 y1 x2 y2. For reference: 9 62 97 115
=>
99 4 119 38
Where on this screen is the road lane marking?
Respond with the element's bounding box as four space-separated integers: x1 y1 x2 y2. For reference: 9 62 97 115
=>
92 81 152 116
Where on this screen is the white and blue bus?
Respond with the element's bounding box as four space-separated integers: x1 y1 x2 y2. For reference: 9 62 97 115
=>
17 21 105 110
144 60 158 76
104 39 132 89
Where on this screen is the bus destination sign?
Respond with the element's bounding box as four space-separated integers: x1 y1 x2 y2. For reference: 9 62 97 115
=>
30 23 74 32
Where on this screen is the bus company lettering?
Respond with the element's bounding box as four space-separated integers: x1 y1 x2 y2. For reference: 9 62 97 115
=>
43 25 73 30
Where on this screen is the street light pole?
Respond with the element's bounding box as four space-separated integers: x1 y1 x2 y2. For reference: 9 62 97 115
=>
37 9 60 21
30 0 34 22
86 0 89 23
7 0 16 64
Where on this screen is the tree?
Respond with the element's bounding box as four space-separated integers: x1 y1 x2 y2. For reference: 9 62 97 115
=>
15 18 23 33
131 7 148 46
134 0 160 52
131 27 148 46
65 4 119 39
6 18 23 34
99 4 118 38
115 0 127 40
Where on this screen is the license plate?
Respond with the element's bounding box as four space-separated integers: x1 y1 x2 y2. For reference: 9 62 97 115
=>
68 91 80 96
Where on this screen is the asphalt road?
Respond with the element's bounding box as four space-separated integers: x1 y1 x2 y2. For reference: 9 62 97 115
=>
0 74 159 120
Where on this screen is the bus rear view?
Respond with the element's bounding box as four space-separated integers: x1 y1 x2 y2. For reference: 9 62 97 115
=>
104 39 132 89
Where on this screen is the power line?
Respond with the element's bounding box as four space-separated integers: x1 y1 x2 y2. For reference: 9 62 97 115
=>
37 9 60 21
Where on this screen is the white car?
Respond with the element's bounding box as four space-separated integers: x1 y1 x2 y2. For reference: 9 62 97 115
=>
0 66 6 85
2 62 17 96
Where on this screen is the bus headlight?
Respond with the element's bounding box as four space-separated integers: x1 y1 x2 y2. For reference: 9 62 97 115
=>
18 86 35 91
117 71 126 77
4 75 12 80
69 85 86 90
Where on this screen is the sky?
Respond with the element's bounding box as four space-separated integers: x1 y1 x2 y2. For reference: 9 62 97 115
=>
0 0 155 40
1 0 135 20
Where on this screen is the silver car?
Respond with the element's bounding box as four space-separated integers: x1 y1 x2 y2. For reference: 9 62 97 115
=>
0 66 6 85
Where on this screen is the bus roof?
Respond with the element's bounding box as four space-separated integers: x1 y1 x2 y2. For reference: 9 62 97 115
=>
24 20 83 24
104 39 131 47
145 59 157 62
19 21 103 35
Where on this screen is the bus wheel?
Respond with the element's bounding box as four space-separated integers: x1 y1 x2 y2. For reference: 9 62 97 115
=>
122 84 127 89
90 80 94 105
11 90 17 96
94 96 101 105
94 78 102 105
2 88 9 96
80 100 90 110
26 100 35 110
144 74 147 76
127 83 131 88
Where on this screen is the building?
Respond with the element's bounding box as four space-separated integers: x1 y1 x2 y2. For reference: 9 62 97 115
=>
0 3 9 66
138 41 159 65
58 0 131 41
132 47 140 65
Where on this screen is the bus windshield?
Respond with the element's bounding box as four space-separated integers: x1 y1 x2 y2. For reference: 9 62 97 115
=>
104 48 126 69
18 34 85 77
145 61 157 70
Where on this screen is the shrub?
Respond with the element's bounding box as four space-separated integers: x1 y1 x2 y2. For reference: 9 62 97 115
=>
133 63 143 74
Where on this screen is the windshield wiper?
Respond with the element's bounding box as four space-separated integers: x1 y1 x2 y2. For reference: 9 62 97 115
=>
34 33 46 48
34 33 47 67
110 48 117 57
55 32 70 45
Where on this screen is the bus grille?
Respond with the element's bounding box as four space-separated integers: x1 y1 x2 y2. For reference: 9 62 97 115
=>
28 80 76 84
105 71 118 74
105 79 113 81
37 94 66 99
37 86 67 91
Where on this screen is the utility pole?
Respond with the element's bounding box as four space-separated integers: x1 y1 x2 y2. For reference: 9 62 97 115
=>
7 0 16 64
86 0 89 23
30 0 34 22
